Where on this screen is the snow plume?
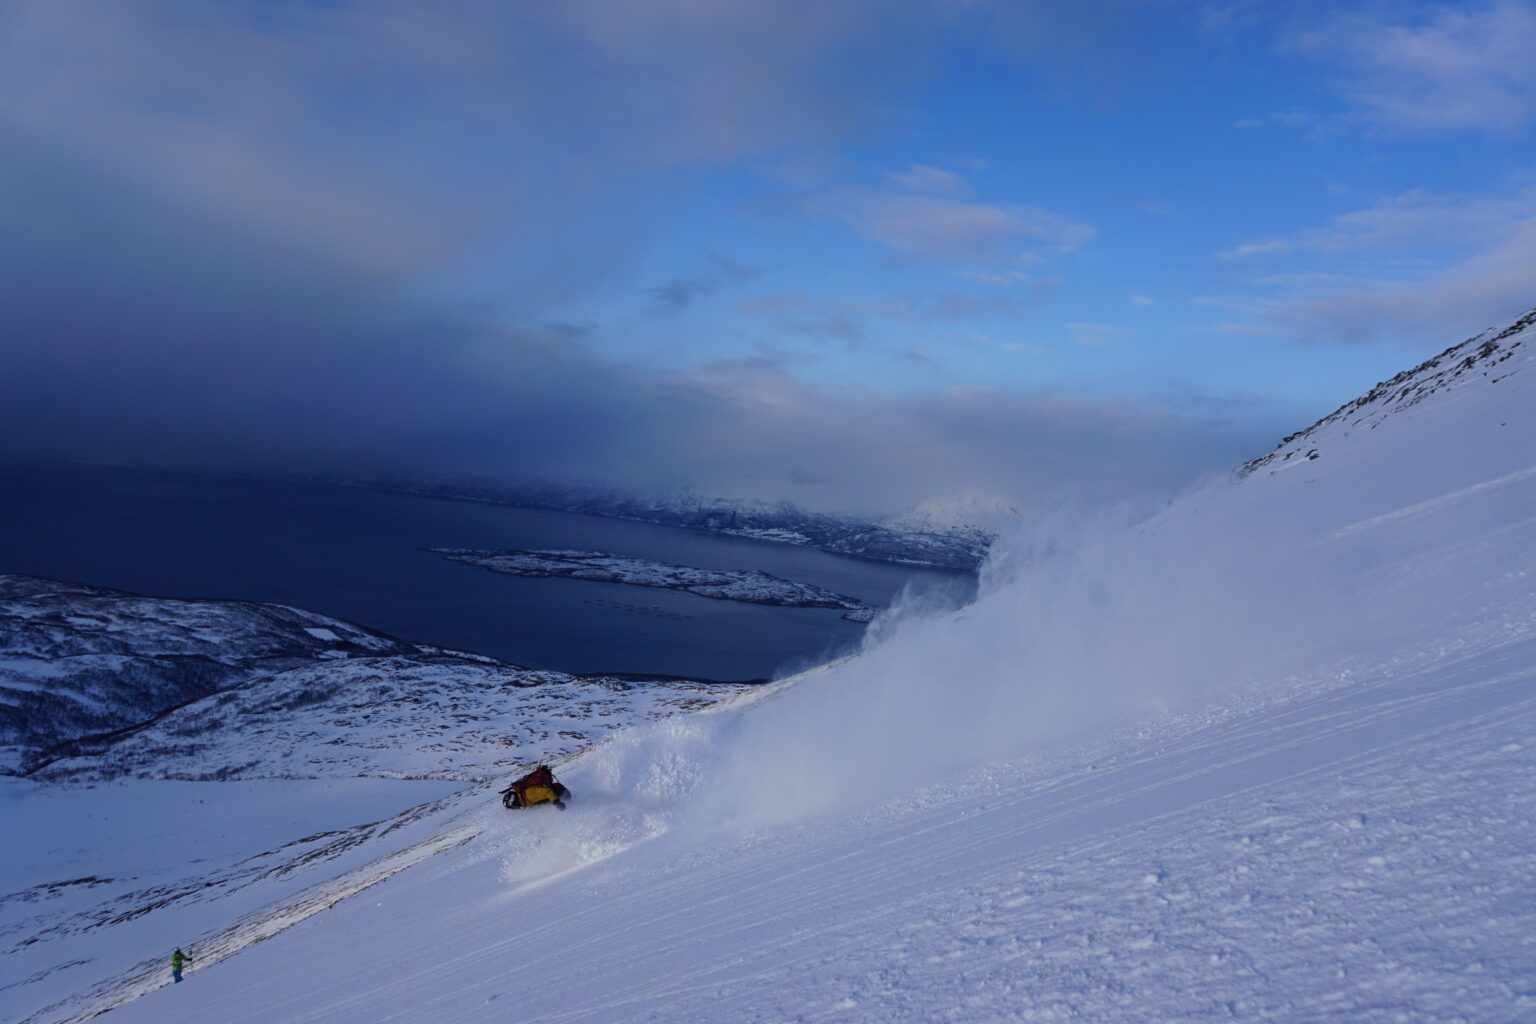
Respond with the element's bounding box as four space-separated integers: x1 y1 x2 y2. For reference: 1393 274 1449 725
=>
479 712 760 887
507 478 1514 868
511 313 1534 847
678 482 1366 831
504 476 1355 861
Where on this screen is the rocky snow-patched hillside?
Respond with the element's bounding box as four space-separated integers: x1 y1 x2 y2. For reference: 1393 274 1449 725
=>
1242 306 1535 476
1 575 752 782
0 576 413 775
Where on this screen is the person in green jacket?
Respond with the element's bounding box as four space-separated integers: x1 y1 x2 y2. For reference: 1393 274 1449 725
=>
171 948 191 983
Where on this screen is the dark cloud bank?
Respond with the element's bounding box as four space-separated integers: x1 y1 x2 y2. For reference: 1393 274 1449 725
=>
0 1 1273 514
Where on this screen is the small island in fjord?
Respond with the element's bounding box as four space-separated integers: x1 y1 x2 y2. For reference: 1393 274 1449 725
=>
430 548 877 622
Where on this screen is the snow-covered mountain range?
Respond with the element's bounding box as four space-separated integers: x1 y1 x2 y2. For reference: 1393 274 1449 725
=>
5 305 1536 1023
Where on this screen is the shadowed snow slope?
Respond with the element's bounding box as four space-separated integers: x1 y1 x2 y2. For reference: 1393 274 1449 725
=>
40 308 1536 1022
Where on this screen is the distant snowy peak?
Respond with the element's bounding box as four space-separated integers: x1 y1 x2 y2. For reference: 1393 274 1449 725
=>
1243 305 1535 476
882 492 1024 544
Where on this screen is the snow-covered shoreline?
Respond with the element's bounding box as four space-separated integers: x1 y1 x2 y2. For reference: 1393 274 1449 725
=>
345 483 997 570
430 548 878 621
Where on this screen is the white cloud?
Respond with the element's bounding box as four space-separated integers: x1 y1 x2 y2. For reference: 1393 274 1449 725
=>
1213 187 1536 344
1293 0 1536 135
0 0 939 279
1131 294 1158 306
1066 322 1137 348
1222 189 1536 260
808 172 1093 263
957 269 1041 287
736 286 1030 345
0 0 1275 515
884 164 967 195
1213 321 1286 337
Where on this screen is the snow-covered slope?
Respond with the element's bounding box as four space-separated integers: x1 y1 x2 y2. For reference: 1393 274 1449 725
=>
29 659 744 784
0 776 473 1024
17 307 1536 1023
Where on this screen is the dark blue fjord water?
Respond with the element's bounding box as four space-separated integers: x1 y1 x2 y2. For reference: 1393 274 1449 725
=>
0 465 971 681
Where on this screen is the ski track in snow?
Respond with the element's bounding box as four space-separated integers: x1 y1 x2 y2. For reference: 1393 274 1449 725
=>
1328 463 1536 540
20 822 481 1024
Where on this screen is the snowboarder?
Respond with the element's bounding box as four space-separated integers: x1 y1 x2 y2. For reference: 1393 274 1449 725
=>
171 948 191 983
500 765 569 810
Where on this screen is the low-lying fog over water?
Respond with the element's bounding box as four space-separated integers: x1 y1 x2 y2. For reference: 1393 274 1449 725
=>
0 465 971 680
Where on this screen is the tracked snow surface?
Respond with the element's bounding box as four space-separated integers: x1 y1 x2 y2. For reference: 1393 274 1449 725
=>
10 307 1536 1023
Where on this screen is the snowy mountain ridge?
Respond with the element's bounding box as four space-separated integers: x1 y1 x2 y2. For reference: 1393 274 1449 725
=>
1242 305 1535 476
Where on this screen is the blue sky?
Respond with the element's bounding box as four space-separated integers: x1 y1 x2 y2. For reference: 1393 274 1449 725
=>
2 1 1533 512
584 4 1535 403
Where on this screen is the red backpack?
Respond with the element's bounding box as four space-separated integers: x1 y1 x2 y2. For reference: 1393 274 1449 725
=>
513 765 555 794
